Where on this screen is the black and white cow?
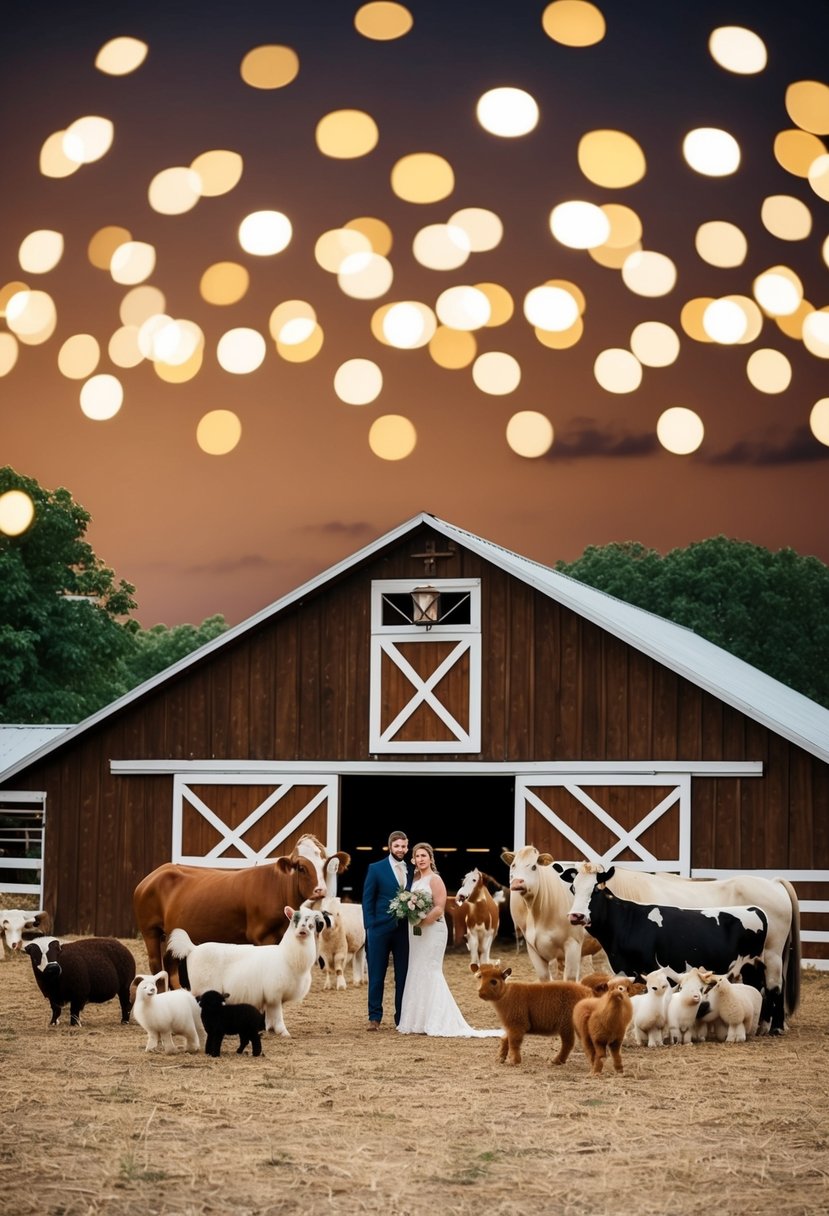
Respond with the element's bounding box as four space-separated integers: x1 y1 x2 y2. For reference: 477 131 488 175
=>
559 864 768 997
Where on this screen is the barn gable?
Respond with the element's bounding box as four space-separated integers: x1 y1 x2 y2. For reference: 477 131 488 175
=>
1 513 827 963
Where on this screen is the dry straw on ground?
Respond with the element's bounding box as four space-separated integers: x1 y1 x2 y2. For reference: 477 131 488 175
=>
1 934 827 1216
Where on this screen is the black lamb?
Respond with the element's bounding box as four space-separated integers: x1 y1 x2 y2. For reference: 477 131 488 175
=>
24 935 136 1026
197 989 266 1057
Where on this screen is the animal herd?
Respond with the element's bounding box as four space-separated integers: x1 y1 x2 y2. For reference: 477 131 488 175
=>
2 833 803 1075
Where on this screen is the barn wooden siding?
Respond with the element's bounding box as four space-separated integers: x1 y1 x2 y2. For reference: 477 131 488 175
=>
2 523 827 943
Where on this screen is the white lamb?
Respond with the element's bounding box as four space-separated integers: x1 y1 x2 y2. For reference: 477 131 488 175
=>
630 967 672 1047
167 905 327 1036
699 973 763 1043
130 970 206 1053
666 968 708 1044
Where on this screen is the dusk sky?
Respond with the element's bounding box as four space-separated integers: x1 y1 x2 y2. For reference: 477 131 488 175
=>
2 0 828 628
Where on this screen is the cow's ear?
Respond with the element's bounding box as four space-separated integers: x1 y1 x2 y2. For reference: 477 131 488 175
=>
274 856 293 874
470 963 479 973
537 853 554 866
556 866 578 885
502 967 512 979
598 865 615 884
500 849 515 865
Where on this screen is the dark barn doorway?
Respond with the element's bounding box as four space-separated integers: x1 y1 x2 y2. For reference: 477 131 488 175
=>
339 774 514 902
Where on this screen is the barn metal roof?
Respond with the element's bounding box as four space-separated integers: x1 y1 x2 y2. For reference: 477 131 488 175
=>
2 511 827 782
0 725 72 773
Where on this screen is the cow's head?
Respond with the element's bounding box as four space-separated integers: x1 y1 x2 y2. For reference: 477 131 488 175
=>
471 961 510 1001
503 846 555 901
1 908 50 951
565 863 614 927
455 869 481 905
24 936 62 976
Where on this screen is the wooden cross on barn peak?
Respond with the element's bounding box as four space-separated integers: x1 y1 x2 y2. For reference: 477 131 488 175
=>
409 538 456 574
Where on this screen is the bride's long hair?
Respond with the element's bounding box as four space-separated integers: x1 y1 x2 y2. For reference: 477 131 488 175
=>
411 842 438 873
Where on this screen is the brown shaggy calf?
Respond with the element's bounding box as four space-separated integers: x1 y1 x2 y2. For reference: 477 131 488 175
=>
471 963 595 1066
572 978 635 1075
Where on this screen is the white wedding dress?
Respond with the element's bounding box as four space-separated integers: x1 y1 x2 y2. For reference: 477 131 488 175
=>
397 877 502 1038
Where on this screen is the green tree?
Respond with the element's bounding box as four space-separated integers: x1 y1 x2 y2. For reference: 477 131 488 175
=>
0 468 228 722
556 537 829 708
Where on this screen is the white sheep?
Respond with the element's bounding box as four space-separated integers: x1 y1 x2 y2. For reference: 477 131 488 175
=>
699 973 763 1043
630 967 672 1047
666 968 708 1044
167 905 327 1036
313 897 366 990
130 971 206 1053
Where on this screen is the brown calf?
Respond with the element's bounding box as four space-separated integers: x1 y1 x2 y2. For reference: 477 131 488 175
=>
471 962 593 1066
572 978 635 1075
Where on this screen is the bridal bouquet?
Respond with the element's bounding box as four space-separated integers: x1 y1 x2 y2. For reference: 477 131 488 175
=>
388 888 433 935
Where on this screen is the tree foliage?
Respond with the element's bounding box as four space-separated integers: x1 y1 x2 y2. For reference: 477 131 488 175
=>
556 536 829 708
0 468 227 723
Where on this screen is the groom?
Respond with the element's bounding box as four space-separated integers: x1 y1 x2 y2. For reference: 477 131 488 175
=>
362 830 412 1031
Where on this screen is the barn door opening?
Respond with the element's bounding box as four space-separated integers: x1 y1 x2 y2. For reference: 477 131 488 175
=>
339 774 514 901
0 791 46 905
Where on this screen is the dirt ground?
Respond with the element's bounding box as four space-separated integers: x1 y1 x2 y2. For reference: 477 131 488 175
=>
1 933 827 1216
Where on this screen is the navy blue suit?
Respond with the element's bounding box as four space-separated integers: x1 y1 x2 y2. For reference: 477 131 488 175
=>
362 856 412 1025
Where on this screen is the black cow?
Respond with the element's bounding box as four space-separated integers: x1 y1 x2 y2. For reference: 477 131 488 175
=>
559 865 768 985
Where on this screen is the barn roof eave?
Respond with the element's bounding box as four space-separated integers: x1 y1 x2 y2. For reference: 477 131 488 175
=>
2 511 828 781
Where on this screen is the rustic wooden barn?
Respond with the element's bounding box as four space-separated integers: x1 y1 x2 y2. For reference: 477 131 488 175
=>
1 514 827 964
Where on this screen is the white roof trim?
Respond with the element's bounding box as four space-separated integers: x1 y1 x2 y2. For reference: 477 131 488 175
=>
2 511 827 780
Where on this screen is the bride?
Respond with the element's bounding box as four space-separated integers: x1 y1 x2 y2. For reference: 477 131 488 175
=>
397 842 502 1038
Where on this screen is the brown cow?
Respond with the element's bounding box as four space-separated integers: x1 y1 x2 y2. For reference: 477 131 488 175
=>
455 869 500 966
133 834 350 976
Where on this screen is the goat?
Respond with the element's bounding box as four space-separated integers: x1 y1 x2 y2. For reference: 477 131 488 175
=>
698 972 763 1043
130 970 205 1053
197 990 266 1056
630 967 672 1047
167 905 327 1036
471 962 594 1066
23 936 135 1026
572 978 634 1075
311 897 366 990
666 967 709 1044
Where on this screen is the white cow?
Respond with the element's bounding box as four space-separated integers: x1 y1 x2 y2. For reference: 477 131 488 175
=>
501 846 590 981
1 908 50 959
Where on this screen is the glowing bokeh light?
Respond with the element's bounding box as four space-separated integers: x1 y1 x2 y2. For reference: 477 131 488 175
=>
549 200 610 249
368 414 417 460
197 410 242 455
476 87 539 137
238 210 292 255
268 300 317 345
110 241 156 285
807 154 829 202
541 1 605 47
523 285 579 331
334 358 383 405
449 208 503 252
435 286 491 330
593 348 643 393
776 298 814 340
18 230 64 274
5 290 57 344
630 321 680 367
63 116 114 164
657 407 704 455
506 411 554 457
726 295 764 345
753 266 803 316
578 130 646 187
277 325 325 362
810 398 829 444
0 282 28 317
337 251 394 298
535 318 583 348
391 153 454 203
80 374 123 420
703 298 748 344
315 227 371 272
316 110 379 158
761 195 812 240
0 333 19 376
190 149 243 196
621 250 677 297
354 2 413 40
708 27 767 74
476 282 514 326
0 490 35 536
412 223 470 270
88 226 131 270
681 298 715 343
802 310 829 358
746 349 792 394
346 216 393 256
240 45 299 89
682 127 741 176
695 220 748 267
786 80 829 135
200 262 249 306
120 285 166 327
39 132 80 179
153 319 203 367
148 166 201 215
774 129 827 177
429 326 477 368
472 351 521 395
600 203 642 248
590 240 641 269
95 37 148 76
216 327 266 373
58 334 100 380
382 301 436 348
108 326 143 369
